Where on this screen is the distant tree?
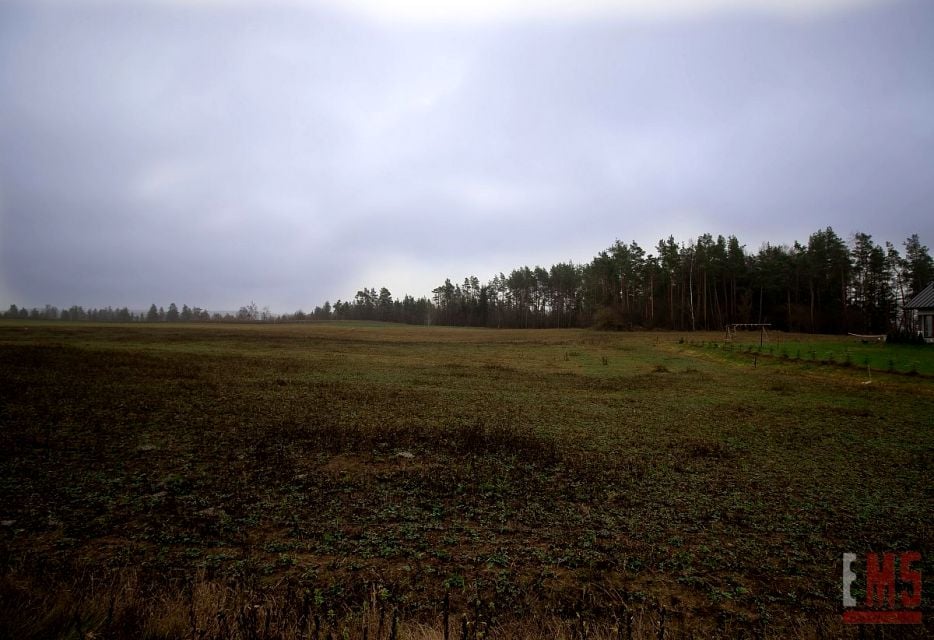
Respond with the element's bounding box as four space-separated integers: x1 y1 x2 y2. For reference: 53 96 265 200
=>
804 227 850 332
354 288 374 313
237 301 258 321
903 234 934 297
166 302 179 322
849 233 892 333
377 287 393 321
68 305 86 321
550 262 580 328
180 304 192 321
656 236 681 329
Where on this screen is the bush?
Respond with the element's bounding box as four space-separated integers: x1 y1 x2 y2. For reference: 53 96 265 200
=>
886 329 926 345
591 306 625 331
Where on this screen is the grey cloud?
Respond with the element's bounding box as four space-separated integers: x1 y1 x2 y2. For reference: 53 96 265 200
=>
1 0 932 311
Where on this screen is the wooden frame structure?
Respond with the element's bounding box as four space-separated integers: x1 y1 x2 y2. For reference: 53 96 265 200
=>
847 333 886 344
725 323 771 346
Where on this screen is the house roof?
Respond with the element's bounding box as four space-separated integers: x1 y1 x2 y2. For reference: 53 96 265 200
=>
905 282 934 309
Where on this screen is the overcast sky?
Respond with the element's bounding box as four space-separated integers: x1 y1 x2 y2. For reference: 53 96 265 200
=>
1 0 932 312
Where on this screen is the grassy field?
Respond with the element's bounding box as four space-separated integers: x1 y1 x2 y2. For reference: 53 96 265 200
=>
0 321 931 639
693 330 934 377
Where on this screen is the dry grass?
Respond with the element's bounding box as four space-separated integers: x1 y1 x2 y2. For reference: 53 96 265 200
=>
2 569 899 639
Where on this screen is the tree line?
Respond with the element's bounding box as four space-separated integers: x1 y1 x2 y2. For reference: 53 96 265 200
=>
324 228 933 335
4 228 932 335
3 302 263 323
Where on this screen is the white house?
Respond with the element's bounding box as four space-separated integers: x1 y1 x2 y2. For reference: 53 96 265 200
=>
905 282 934 343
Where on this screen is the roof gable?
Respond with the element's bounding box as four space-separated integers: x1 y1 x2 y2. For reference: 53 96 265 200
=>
906 282 934 309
